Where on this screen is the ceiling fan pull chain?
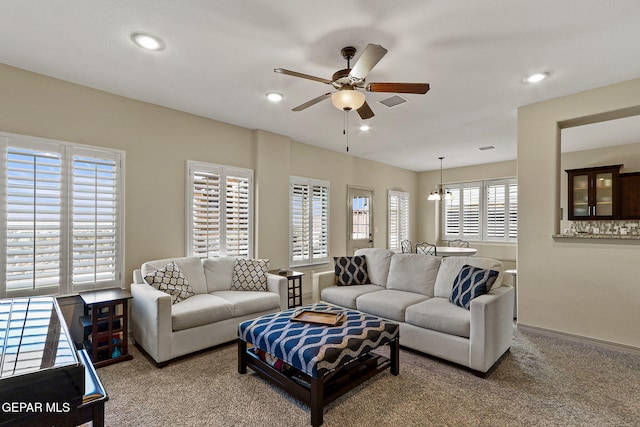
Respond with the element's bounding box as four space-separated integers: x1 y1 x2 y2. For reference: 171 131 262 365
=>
344 110 349 152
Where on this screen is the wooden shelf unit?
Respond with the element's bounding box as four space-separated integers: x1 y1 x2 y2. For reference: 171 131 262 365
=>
80 288 133 368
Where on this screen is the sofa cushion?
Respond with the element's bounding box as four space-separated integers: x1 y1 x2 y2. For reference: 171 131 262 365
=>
450 265 498 310
354 248 394 287
144 262 195 305
405 297 471 338
202 256 236 293
212 290 280 317
321 284 384 309
171 294 234 331
434 256 504 299
356 289 430 322
142 256 208 295
386 254 441 296
334 256 369 286
231 259 269 291
203 257 237 292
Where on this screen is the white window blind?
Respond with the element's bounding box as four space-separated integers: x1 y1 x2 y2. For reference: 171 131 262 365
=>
1 133 124 298
388 190 409 252
443 178 517 242
71 149 120 287
290 176 329 266
187 161 253 258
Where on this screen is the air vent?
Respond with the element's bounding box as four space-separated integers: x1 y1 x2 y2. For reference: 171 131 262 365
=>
478 145 496 151
378 95 408 108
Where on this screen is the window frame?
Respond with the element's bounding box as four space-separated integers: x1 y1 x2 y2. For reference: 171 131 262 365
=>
185 160 254 259
1 132 125 298
289 176 330 268
388 190 410 253
442 178 517 243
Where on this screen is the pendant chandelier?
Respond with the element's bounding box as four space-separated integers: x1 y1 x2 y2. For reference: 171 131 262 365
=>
428 157 453 201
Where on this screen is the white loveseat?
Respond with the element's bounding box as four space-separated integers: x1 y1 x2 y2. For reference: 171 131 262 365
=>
131 256 287 365
313 248 514 373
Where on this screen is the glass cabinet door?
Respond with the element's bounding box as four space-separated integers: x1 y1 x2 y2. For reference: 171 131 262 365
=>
595 172 613 216
572 174 589 217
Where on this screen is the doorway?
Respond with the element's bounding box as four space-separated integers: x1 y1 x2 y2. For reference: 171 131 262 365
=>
347 186 374 255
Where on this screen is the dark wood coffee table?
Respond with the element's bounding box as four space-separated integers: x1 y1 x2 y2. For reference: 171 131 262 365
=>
238 303 399 426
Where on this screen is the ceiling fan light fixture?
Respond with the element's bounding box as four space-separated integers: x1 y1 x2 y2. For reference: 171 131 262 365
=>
331 88 365 111
360 125 370 131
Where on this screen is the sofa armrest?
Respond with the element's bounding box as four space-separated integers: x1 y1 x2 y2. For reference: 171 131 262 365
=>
130 273 173 364
469 286 515 373
312 270 336 302
266 273 288 310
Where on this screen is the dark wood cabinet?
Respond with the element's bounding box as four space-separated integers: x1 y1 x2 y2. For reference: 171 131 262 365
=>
566 165 621 220
620 172 640 219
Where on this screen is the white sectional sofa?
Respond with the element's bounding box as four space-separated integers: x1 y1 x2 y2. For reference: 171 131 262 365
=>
313 248 514 373
131 256 287 365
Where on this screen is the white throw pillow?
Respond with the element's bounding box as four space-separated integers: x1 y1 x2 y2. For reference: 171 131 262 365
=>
144 262 195 304
231 259 270 291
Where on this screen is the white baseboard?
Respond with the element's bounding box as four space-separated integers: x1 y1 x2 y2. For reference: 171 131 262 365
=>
517 323 640 356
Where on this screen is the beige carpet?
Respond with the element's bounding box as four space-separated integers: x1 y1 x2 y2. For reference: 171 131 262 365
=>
96 328 640 426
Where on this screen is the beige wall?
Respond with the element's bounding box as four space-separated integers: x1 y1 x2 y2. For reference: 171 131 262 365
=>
0 64 418 300
417 160 517 264
518 77 640 350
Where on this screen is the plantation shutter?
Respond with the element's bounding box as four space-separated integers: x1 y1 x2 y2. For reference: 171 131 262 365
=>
290 180 310 263
4 146 62 295
290 177 329 266
71 149 121 289
443 186 461 238
187 162 253 258
486 182 506 239
311 183 329 261
191 167 221 257
225 174 251 257
2 133 124 298
462 184 481 238
508 181 518 239
388 190 409 252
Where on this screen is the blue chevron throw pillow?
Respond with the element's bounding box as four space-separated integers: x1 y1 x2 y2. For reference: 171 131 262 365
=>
334 256 369 286
450 265 499 310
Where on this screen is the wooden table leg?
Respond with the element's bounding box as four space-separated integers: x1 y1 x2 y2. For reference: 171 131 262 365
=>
390 337 399 376
237 339 247 374
309 376 324 426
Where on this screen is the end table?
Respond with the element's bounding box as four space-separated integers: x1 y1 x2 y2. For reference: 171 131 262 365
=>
268 270 305 308
79 288 133 368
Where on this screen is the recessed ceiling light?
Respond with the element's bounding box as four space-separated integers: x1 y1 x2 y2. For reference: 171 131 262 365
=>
523 72 550 84
131 33 165 51
360 125 370 131
265 92 283 102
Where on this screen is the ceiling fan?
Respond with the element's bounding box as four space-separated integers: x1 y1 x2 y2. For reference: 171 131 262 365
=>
274 44 430 120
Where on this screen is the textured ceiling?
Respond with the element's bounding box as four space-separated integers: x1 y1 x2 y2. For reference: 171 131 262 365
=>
1 0 639 171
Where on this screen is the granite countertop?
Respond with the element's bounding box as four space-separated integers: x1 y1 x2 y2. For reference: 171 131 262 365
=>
552 233 640 240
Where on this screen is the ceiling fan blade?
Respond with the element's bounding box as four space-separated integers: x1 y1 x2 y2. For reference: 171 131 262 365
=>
349 44 388 80
357 101 375 120
366 82 430 94
292 92 332 111
274 68 332 84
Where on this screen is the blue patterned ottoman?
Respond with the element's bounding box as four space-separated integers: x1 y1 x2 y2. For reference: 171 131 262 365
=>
238 303 399 426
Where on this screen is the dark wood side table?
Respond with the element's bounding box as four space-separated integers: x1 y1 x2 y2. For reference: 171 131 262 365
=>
268 270 305 308
79 288 133 368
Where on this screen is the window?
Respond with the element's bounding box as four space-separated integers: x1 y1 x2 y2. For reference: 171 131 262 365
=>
1 133 124 298
290 176 329 267
186 161 253 258
443 178 517 242
388 190 409 252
